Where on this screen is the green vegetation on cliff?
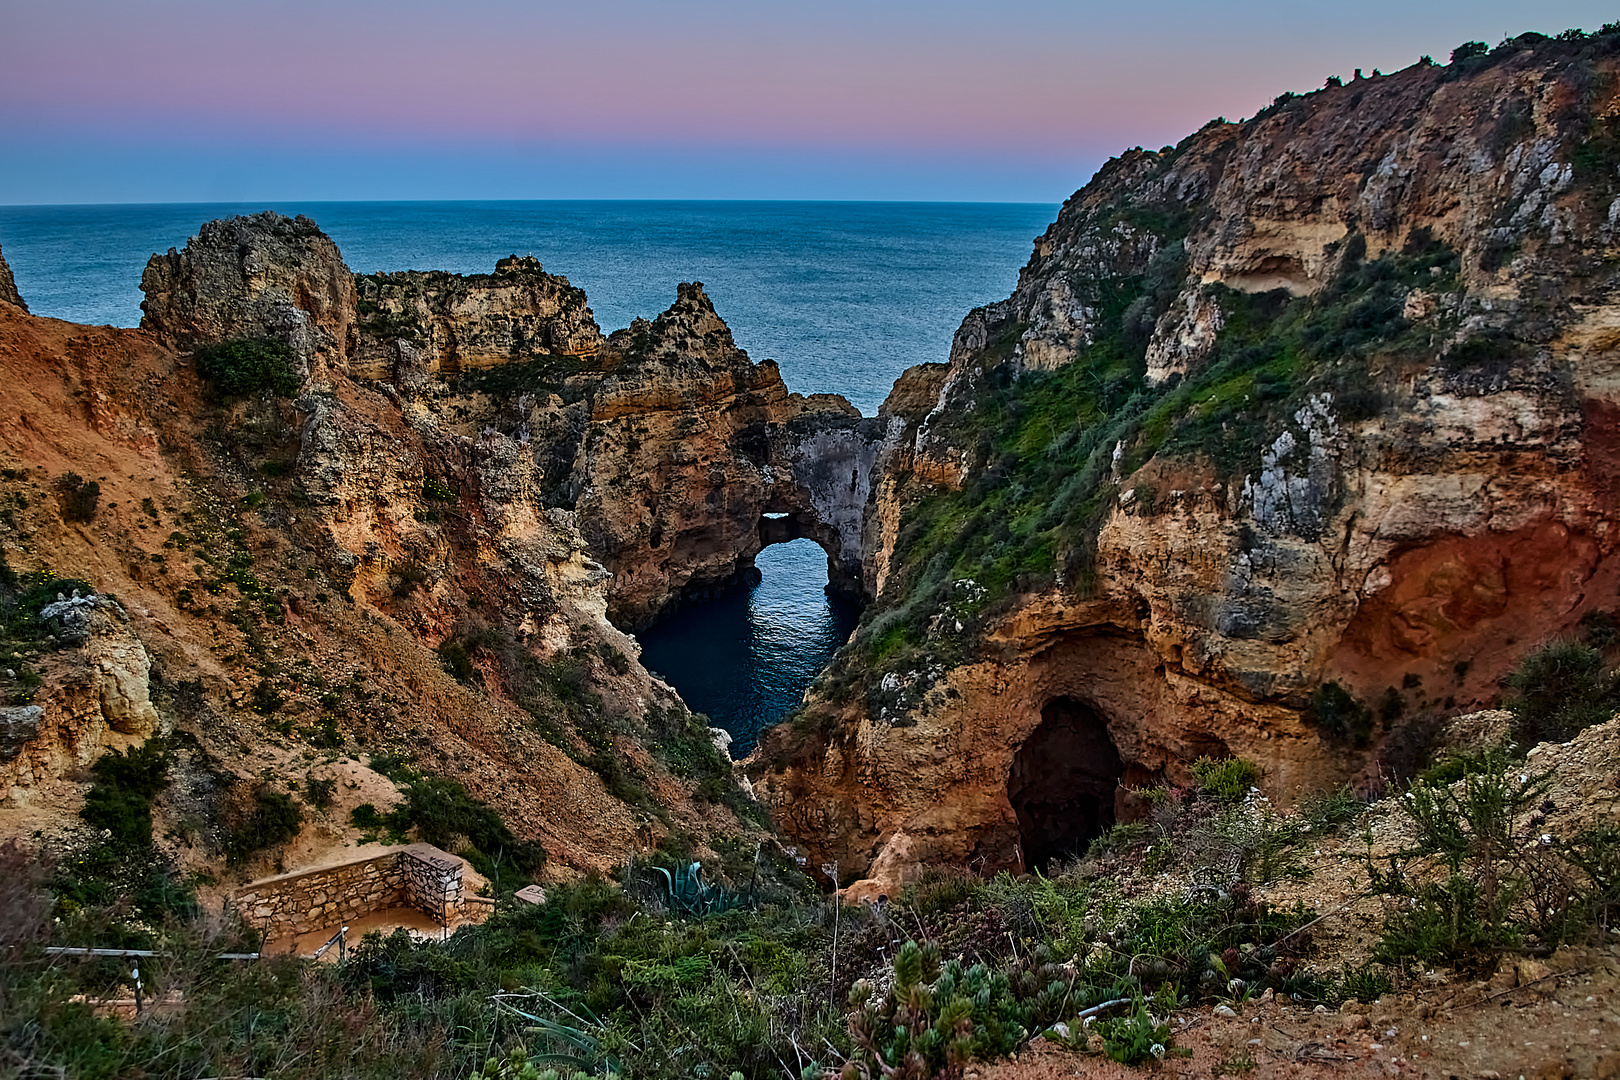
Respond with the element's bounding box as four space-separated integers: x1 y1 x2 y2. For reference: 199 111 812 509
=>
193 338 302 400
854 222 1464 674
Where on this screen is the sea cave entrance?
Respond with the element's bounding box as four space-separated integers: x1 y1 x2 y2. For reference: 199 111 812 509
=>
1008 697 1125 874
635 538 859 758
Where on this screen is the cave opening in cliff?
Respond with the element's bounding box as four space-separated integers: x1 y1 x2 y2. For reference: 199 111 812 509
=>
1008 697 1124 874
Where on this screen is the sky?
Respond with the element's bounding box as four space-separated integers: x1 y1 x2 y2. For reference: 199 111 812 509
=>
1 0 1613 205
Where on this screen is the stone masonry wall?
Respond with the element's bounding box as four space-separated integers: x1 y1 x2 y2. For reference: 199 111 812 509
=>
234 843 466 941
399 846 465 923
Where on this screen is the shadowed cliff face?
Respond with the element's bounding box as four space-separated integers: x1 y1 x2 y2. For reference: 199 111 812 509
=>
0 243 25 312
750 33 1620 899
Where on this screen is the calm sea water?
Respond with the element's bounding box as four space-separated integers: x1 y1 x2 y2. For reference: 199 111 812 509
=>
636 540 862 756
0 199 1056 753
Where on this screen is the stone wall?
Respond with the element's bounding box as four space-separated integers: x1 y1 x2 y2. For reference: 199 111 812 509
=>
234 843 468 941
398 845 464 923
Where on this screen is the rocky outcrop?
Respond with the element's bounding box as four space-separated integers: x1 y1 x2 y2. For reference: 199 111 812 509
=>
350 257 605 382
135 213 893 633
752 33 1620 897
558 283 884 627
0 603 162 806
0 242 25 311
349 271 889 629
140 211 357 378
0 239 774 881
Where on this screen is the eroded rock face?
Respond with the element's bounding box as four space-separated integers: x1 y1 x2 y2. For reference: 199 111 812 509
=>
1 606 161 806
0 226 781 878
136 215 893 634
752 37 1620 898
350 256 606 381
140 211 357 378
356 275 888 629
558 284 883 625
0 242 25 311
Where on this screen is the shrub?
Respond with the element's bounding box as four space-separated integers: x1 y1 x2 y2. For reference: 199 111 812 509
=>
193 338 302 400
438 640 475 682
1504 640 1620 745
225 787 304 864
1367 754 1611 968
79 739 170 848
59 738 197 919
1097 998 1174 1065
1300 785 1361 833
1306 681 1373 746
56 473 100 523
349 802 393 835
1190 756 1261 802
1581 609 1620 649
304 775 336 808
392 775 547 880
1374 873 1518 969
1087 821 1148 858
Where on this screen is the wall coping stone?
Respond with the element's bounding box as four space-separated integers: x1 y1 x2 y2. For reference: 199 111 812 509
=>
237 843 461 894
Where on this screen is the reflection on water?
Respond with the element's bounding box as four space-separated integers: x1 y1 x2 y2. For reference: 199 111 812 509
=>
635 539 859 758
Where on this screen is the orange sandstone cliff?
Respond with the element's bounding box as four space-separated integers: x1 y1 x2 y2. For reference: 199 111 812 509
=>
750 33 1620 898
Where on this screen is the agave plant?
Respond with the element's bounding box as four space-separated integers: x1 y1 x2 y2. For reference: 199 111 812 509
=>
489 990 624 1077
652 860 748 916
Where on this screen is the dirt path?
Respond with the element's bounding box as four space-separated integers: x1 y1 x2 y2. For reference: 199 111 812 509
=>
977 946 1620 1078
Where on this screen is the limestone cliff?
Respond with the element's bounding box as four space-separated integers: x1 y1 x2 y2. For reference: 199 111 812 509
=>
0 242 25 311
0 218 782 888
141 211 357 379
752 31 1620 898
350 256 605 382
351 268 888 630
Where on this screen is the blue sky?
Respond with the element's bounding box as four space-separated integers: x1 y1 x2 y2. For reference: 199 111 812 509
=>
1 0 1612 204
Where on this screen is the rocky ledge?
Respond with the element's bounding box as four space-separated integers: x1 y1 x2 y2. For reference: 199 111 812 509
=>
0 242 25 312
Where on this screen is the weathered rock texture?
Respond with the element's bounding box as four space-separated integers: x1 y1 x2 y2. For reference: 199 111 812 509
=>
136 215 897 632
0 243 25 311
752 34 1620 899
353 270 888 629
350 257 605 382
140 212 357 378
556 282 884 628
0 601 162 806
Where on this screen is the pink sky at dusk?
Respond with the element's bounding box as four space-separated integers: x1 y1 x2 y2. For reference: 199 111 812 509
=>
3 0 1615 203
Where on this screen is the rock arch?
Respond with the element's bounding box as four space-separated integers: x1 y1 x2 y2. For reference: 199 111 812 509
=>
758 413 889 604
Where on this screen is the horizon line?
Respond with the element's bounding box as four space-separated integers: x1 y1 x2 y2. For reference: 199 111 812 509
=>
0 196 1066 211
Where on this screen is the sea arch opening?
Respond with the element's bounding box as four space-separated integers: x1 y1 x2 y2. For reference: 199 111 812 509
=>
756 507 853 602
1007 696 1126 874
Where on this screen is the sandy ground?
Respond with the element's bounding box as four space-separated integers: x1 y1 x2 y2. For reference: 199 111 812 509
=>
265 903 458 959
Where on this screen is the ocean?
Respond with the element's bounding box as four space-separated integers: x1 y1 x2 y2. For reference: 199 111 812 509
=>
0 199 1058 754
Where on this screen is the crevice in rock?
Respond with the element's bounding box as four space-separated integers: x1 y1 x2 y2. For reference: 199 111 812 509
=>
1008 696 1125 873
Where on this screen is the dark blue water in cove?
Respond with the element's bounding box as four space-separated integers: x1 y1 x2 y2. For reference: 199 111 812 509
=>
0 199 1055 753
636 540 861 756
